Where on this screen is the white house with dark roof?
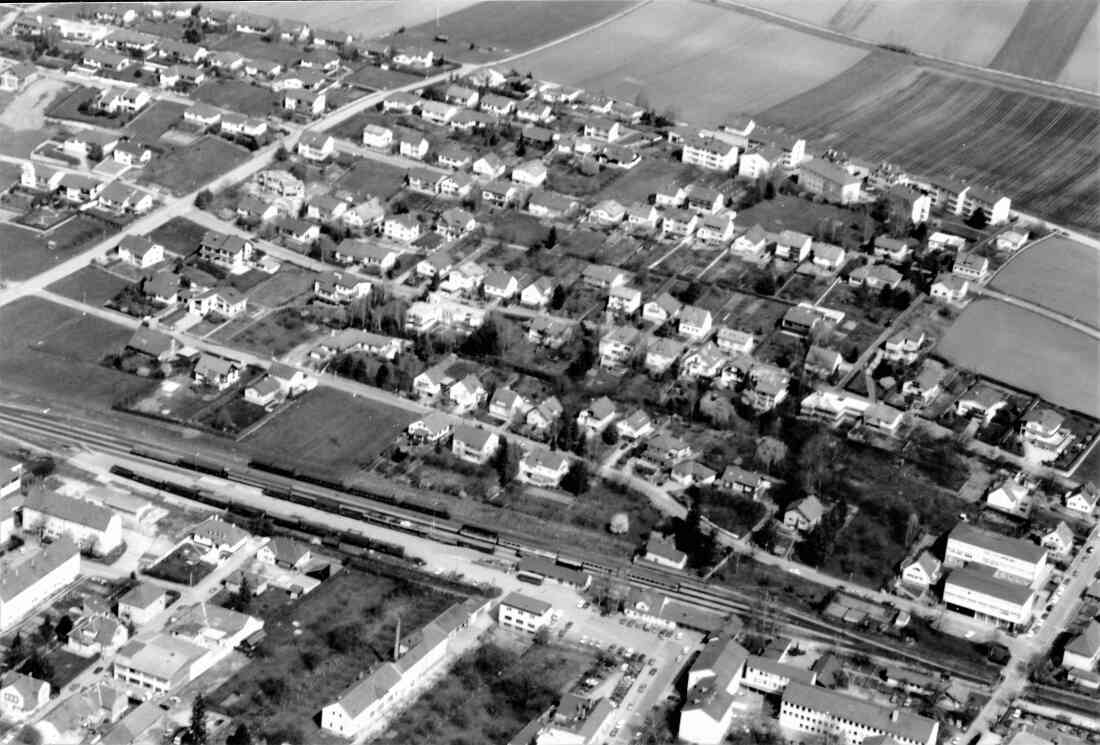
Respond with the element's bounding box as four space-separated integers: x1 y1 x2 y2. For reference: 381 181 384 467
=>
783 495 824 532
451 424 498 464
578 397 617 435
1021 408 1075 464
644 534 686 570
1042 521 1074 556
117 235 163 268
489 388 528 422
952 254 990 281
616 409 655 440
0 672 50 720
1066 483 1099 517
901 551 942 588
118 583 168 627
1063 620 1100 671
517 449 570 488
679 306 713 341
188 517 249 555
23 490 122 555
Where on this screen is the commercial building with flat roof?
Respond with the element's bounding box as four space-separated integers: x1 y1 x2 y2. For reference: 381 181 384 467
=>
943 565 1035 627
945 523 1046 584
780 682 939 745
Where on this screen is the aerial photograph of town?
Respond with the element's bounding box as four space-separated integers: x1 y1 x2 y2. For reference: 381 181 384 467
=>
0 0 1096 743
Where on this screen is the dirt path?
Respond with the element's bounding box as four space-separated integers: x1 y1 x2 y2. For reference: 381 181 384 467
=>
0 77 69 131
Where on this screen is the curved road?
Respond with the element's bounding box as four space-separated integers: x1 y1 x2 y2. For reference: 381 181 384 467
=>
971 285 1100 339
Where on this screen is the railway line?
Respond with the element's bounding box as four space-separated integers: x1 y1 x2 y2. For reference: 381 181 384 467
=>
0 404 1002 686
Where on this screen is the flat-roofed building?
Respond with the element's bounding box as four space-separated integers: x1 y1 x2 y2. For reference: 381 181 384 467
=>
112 634 209 697
0 537 81 630
498 592 551 633
943 565 1035 627
945 523 1046 584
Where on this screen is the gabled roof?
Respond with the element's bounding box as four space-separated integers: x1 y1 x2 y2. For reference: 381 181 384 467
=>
23 489 116 531
1066 620 1100 659
119 582 166 610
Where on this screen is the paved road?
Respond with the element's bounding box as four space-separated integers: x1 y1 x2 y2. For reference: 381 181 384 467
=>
972 285 1100 339
961 521 1100 741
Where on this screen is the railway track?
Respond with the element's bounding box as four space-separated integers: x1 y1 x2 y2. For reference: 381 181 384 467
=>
0 405 1001 685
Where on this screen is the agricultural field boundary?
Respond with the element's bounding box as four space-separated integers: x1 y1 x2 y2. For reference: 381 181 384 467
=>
710 0 1100 108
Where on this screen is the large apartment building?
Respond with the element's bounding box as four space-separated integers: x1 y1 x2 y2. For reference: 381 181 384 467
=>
945 524 1047 585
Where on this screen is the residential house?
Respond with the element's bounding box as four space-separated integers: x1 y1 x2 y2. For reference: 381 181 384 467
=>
812 242 846 271
436 207 476 242
955 385 1007 423
953 254 990 281
901 552 942 588
804 345 842 379
625 202 660 232
680 343 727 380
420 99 458 126
313 272 372 304
256 536 313 570
928 231 968 253
669 461 717 490
306 194 348 223
480 93 517 117
437 145 472 171
1021 408 1075 464
886 185 932 224
799 159 862 204
519 277 555 309
473 153 506 179
117 235 163 268
526 316 572 350
577 397 618 435
598 325 640 369
397 130 430 160
198 231 252 271
192 353 241 390
930 274 970 302
142 272 180 305
678 306 713 341
1042 522 1074 556
715 327 755 356
444 84 479 108
773 230 812 262
873 235 913 263
57 173 105 204
382 92 420 114
296 132 334 161
483 270 519 301
961 186 1011 226
697 213 736 244
738 145 784 180
645 338 685 376
283 89 326 117
188 287 247 318
583 264 629 290
883 329 925 364
661 207 698 238
255 169 304 199
731 224 767 257
1066 483 1099 517
448 374 487 413
438 171 475 199
525 396 564 436
511 159 548 188
482 179 520 207
902 359 948 405
607 286 642 315
0 62 37 92
362 124 393 149
682 135 737 171
1063 621 1100 671
517 450 571 488
644 434 694 468
644 534 687 571
112 140 152 167
220 113 267 138
528 190 577 219
489 389 528 422
986 475 1034 518
583 116 621 142
407 411 454 445
276 216 320 245
616 409 655 440
590 199 626 225
780 306 821 337
643 293 682 326
685 184 725 214
516 98 553 124
98 182 153 214
0 673 50 720
451 424 499 465
996 230 1030 252
383 214 422 244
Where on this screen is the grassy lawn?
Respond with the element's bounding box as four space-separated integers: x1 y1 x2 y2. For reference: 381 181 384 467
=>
346 65 427 91
241 388 415 477
0 297 153 410
0 217 111 281
191 79 280 118
47 265 132 306
210 568 454 745
124 99 188 143
42 647 96 688
147 216 210 257
374 641 594 745
241 265 320 307
209 34 307 67
217 307 324 357
44 85 125 128
138 136 252 196
597 156 701 204
333 159 409 201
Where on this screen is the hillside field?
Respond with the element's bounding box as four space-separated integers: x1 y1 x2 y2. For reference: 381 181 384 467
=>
511 1 868 124
989 0 1098 87
760 53 1100 234
937 299 1100 418
988 235 1100 327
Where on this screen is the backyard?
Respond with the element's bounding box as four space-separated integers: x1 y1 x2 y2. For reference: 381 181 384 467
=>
47 265 132 306
374 640 593 745
147 216 209 257
191 79 279 118
138 136 252 196
209 568 455 745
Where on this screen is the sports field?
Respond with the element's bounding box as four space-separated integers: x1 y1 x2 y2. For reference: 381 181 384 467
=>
511 1 867 124
988 235 1100 327
760 53 1100 233
937 299 1099 418
242 388 414 476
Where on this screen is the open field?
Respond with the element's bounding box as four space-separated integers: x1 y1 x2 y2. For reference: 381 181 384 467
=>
988 235 1100 327
0 297 153 410
0 217 111 281
138 136 252 196
241 388 414 476
191 80 278 119
749 0 1028 66
511 1 868 124
200 0 481 37
374 642 593 745
47 265 131 306
936 299 1100 418
0 78 68 157
759 53 1100 233
333 159 409 201
374 1 635 64
125 100 188 143
989 0 1098 86
210 568 454 745
1058 5 1100 91
148 216 208 257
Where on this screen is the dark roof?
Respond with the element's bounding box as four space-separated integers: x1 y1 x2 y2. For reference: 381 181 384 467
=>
501 591 551 615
